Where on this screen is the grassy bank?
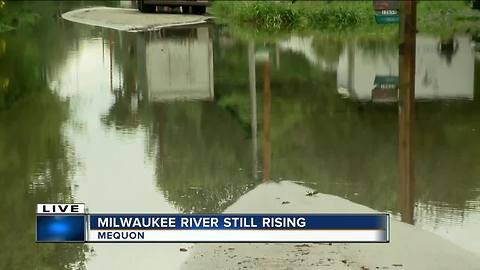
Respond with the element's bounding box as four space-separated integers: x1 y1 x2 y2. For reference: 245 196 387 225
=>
212 1 372 30
211 1 480 37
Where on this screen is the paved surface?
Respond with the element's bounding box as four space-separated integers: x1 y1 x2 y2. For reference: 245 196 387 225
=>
62 7 211 32
183 181 480 270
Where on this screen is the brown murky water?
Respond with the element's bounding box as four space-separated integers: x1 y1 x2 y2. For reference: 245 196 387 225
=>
0 1 479 269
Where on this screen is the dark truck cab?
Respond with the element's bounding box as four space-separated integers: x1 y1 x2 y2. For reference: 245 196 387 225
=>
137 0 210 14
473 0 480 9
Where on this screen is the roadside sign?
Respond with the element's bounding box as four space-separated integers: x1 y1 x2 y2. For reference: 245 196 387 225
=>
373 0 400 11
378 9 398 15
372 87 398 103
374 75 399 87
375 13 399 24
372 75 399 102
373 0 399 24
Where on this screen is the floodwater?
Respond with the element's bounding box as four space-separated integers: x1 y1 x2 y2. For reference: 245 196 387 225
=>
1 2 480 269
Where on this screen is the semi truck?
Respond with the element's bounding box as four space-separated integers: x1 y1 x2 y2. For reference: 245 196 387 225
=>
473 0 480 9
137 0 210 14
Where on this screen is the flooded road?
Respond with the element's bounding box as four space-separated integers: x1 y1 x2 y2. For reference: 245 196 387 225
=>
1 2 480 269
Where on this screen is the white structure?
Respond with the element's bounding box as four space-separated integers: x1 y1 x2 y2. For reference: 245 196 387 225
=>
277 35 338 71
138 26 214 102
337 34 475 102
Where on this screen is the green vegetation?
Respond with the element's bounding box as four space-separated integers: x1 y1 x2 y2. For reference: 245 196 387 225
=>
211 1 480 37
211 38 480 215
0 1 120 33
0 2 97 269
103 28 480 217
0 86 89 270
212 1 371 32
100 32 258 213
0 1 40 32
417 0 480 35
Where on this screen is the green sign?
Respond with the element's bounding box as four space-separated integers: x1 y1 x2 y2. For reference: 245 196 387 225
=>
378 9 398 15
374 75 399 86
375 13 400 24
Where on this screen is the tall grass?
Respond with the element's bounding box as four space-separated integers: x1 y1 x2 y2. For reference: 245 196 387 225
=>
211 1 480 36
212 1 374 31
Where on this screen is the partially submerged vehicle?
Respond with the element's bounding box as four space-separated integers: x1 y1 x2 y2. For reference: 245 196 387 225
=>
137 0 210 14
136 25 214 102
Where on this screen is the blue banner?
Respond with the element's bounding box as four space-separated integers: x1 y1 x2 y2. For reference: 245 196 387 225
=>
36 215 86 242
90 214 388 230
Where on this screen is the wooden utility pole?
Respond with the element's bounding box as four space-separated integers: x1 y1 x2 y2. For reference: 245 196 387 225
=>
398 0 416 225
109 31 114 93
248 42 258 180
262 59 271 182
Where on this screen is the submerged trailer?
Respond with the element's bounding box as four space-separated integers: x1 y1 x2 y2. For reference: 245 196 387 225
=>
136 25 214 102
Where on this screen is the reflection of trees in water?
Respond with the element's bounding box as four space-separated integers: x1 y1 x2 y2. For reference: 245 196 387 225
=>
438 38 458 66
103 27 480 221
103 94 257 213
355 37 398 63
0 2 97 269
215 40 480 223
148 102 255 213
272 80 480 221
286 89 479 223
414 102 480 210
101 30 147 130
101 91 145 130
311 35 345 66
0 90 89 270
102 38 257 213
0 2 112 110
101 28 259 213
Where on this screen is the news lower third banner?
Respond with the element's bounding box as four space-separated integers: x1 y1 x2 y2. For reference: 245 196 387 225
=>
36 204 390 243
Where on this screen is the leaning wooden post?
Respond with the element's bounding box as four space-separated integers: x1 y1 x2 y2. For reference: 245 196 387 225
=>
398 0 416 224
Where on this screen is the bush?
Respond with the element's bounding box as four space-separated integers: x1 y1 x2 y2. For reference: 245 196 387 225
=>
213 2 296 30
212 1 480 36
306 6 366 28
212 1 369 32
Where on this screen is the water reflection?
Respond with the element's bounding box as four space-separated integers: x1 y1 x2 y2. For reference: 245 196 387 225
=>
398 2 417 225
262 56 272 182
1 2 480 268
137 27 214 102
103 25 256 214
245 30 480 254
248 42 258 180
0 3 94 269
337 35 475 101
